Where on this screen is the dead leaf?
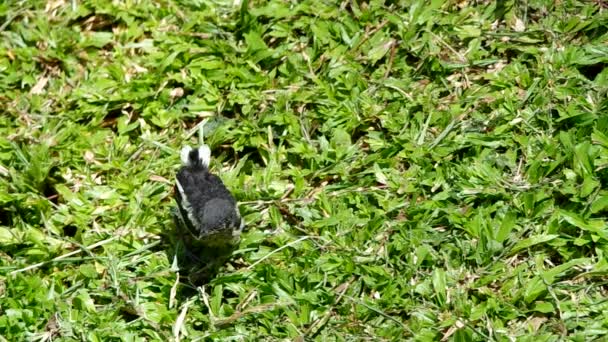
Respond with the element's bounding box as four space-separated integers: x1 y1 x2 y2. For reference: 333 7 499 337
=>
150 175 171 184
170 87 184 99
84 151 95 163
513 18 525 32
441 320 465 341
0 164 8 177
528 316 547 332
30 76 49 95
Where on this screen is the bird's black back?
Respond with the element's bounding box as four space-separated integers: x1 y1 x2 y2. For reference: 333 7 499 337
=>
175 150 240 242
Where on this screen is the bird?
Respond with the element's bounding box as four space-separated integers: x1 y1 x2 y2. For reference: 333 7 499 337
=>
173 144 244 271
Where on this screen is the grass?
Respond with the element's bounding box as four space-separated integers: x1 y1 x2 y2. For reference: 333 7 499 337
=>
1 0 608 340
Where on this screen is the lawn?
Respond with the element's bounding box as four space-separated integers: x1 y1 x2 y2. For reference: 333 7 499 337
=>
1 0 608 340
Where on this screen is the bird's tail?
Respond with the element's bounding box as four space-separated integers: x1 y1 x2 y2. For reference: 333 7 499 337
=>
180 145 211 168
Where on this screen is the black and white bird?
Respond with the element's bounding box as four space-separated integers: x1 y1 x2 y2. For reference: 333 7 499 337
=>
174 145 243 262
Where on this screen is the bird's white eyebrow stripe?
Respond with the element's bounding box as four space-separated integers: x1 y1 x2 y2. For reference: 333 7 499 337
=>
180 146 192 165
198 145 211 168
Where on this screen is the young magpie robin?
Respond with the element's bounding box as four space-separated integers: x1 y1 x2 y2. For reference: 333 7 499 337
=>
174 145 243 259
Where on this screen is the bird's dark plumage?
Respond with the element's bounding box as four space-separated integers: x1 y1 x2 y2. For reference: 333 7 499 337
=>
174 145 243 258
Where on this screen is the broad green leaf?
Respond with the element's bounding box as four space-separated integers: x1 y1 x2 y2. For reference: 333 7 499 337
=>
496 211 517 243
591 195 608 214
432 268 447 307
74 290 96 313
559 210 608 240
523 276 546 303
510 235 559 255
531 301 555 313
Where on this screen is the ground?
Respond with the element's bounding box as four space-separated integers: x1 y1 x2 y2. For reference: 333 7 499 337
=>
1 0 608 340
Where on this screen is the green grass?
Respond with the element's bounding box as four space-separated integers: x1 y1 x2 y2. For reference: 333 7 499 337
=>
1 0 608 340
